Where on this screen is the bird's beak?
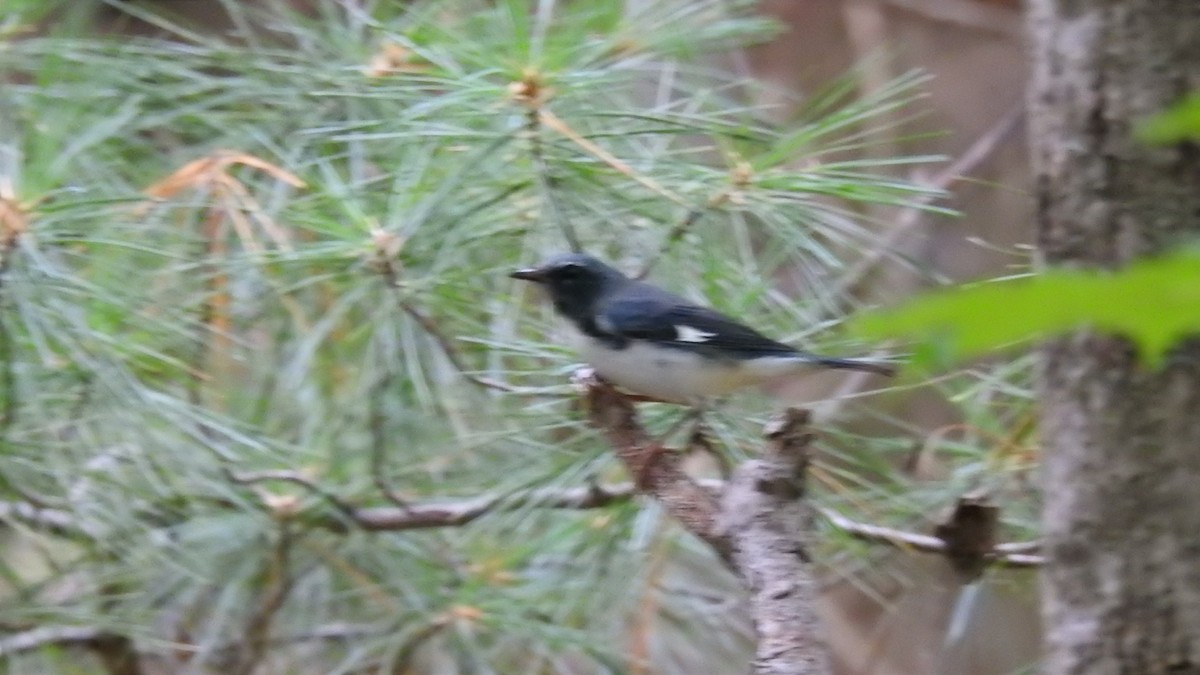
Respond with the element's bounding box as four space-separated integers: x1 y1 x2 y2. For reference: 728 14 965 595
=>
510 266 547 282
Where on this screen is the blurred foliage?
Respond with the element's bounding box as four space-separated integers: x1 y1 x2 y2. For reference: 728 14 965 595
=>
0 0 1038 672
1137 91 1200 144
855 86 1200 369
850 248 1200 368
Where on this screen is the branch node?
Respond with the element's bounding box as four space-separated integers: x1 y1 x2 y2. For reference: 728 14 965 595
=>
718 408 831 673
763 407 814 456
934 491 1000 581
508 68 552 109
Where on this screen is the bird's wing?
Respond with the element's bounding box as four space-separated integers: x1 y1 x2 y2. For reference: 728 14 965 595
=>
595 294 799 359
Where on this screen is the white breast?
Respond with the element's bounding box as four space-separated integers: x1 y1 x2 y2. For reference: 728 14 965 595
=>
565 326 805 403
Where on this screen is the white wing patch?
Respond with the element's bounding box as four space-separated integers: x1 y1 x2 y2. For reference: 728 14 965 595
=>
674 325 717 343
595 314 617 335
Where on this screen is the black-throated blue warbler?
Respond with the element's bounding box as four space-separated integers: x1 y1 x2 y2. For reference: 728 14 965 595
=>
511 253 894 404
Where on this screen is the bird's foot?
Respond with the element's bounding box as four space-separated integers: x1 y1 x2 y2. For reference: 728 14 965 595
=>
685 420 732 479
571 366 676 404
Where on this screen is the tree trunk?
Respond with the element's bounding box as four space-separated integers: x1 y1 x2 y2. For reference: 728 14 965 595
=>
1026 1 1200 674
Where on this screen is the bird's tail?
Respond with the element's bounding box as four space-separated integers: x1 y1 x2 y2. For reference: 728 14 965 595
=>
809 355 896 377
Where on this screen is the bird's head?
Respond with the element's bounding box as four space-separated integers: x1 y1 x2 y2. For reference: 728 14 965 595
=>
510 253 628 316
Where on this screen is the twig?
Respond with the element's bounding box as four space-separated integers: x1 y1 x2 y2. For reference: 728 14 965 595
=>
3 473 1043 566
528 108 581 252
0 197 26 438
89 632 143 675
0 624 142 675
224 468 359 521
510 71 695 253
368 365 411 509
347 480 637 531
0 500 80 538
538 109 687 207
2 480 1043 568
391 615 453 671
374 257 555 396
638 206 707 280
0 623 378 660
0 307 16 439
0 626 104 658
825 104 1025 315
386 284 510 392
191 208 227 412
1 482 638 541
628 521 673 675
818 507 1043 567
231 521 295 675
637 160 750 280
510 71 582 251
995 539 1041 555
175 622 378 666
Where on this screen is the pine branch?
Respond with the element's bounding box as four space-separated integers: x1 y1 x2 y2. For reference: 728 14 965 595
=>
821 503 1043 568
373 252 557 396
575 369 831 672
717 408 831 675
0 626 143 675
347 480 636 531
0 2 1019 672
0 500 80 538
0 626 104 658
0 483 1042 567
0 622 377 660
578 371 729 557
231 522 295 675
637 160 752 280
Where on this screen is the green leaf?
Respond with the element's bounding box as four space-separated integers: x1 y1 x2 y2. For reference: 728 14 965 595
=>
850 248 1200 367
1137 92 1200 144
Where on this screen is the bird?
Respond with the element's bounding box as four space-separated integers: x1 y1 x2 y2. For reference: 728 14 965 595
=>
510 253 894 404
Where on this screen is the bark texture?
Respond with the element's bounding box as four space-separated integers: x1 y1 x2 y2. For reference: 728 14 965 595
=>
717 409 830 675
1027 1 1200 673
580 373 831 674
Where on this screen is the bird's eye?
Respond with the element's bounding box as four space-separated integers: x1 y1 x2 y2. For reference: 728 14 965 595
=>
554 263 583 279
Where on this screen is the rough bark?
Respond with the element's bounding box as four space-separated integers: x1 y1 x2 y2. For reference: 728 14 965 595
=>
579 373 831 674
717 409 830 675
1026 1 1200 673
